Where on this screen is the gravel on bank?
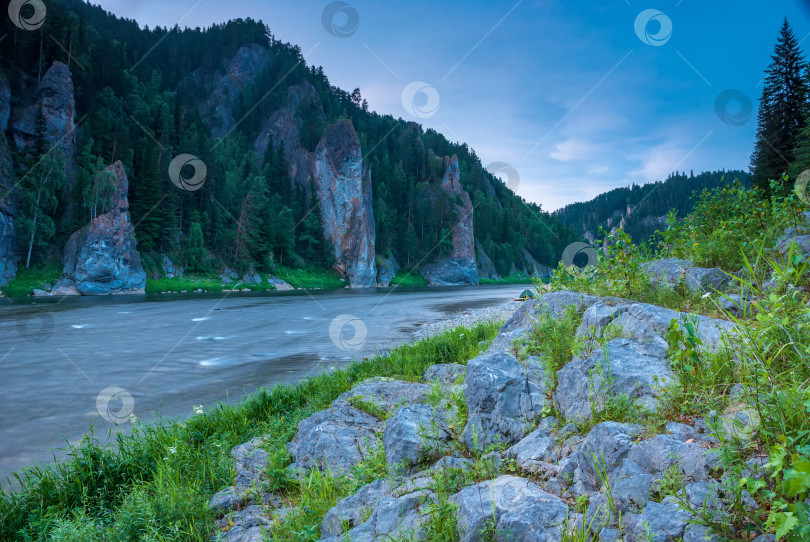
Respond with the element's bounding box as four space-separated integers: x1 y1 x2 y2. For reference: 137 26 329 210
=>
410 298 524 342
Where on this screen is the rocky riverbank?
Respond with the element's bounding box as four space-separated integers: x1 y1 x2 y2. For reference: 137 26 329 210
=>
207 286 775 542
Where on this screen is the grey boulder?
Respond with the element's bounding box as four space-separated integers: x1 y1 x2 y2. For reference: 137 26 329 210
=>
287 404 383 473
461 352 547 452
451 475 569 542
384 403 451 471
553 338 672 422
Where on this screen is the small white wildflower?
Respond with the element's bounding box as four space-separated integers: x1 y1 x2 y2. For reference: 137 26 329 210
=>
169 446 177 455
702 292 711 299
194 404 204 414
163 457 169 460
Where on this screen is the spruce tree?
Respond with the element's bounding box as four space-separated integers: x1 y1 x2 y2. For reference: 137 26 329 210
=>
751 18 808 192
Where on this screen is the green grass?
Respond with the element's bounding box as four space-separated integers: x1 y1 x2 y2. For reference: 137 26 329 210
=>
390 270 429 287
479 271 536 285
0 321 500 541
0 265 62 297
274 266 345 289
145 274 277 294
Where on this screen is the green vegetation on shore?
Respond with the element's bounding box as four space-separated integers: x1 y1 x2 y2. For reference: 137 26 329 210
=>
544 180 810 540
273 267 345 290
0 321 500 541
479 271 537 285
389 270 429 288
0 266 61 298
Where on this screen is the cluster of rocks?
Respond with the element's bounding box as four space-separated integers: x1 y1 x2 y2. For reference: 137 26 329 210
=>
209 288 768 541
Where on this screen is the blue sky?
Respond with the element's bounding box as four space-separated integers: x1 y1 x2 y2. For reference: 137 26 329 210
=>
95 0 810 211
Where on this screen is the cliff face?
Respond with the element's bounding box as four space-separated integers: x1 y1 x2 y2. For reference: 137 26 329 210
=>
202 44 273 139
12 62 77 188
313 120 377 288
53 162 146 295
421 155 479 286
0 74 17 286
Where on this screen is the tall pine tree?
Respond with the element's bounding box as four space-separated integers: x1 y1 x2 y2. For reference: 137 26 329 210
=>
751 18 808 192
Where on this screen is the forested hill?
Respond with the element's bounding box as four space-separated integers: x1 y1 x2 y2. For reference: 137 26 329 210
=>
0 0 581 289
553 170 750 244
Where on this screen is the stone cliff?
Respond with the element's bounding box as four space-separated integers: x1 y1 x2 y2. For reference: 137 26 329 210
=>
313 120 377 288
13 61 78 191
0 73 17 286
53 162 146 295
420 155 479 286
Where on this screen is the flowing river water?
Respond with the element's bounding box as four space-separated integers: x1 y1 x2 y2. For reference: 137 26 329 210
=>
0 284 524 488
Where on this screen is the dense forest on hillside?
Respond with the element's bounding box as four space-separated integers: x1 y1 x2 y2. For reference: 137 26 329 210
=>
553 170 750 243
0 0 578 280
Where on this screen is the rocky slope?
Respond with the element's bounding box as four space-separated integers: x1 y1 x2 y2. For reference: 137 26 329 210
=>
52 162 146 295
420 156 479 286
208 279 767 542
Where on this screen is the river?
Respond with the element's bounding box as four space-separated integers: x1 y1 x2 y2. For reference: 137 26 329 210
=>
0 284 524 488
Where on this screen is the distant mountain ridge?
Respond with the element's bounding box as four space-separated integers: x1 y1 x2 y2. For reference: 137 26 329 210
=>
553 170 750 244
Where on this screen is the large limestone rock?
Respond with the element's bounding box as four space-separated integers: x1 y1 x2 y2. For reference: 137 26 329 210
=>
13 62 78 194
52 162 146 295
313 120 377 288
642 258 732 294
420 155 479 286
287 404 383 473
554 338 673 421
0 75 17 286
450 476 569 542
383 403 451 471
578 300 736 352
461 351 547 452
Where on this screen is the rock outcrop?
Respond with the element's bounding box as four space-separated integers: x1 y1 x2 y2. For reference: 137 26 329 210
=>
420 156 479 286
202 44 272 139
211 289 757 542
13 62 78 192
52 162 146 295
642 258 732 294
0 74 17 286
313 120 377 287
475 240 499 280
376 253 399 287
